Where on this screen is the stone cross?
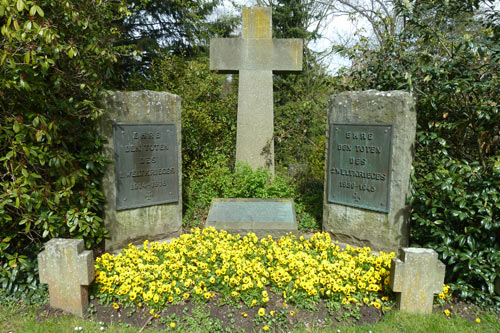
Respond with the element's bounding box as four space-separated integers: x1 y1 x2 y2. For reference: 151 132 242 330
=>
38 238 94 317
210 7 303 174
390 247 445 314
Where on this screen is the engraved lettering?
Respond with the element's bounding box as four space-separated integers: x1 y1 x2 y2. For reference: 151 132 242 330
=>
114 124 179 209
345 132 374 140
355 145 381 153
328 124 392 211
337 144 352 151
139 156 157 164
349 157 367 165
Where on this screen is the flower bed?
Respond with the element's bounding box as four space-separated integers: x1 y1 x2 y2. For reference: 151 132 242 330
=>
94 228 397 311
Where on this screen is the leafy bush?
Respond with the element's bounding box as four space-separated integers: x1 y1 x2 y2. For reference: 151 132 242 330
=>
338 0 499 308
0 0 128 302
135 54 238 208
411 153 500 307
183 163 319 230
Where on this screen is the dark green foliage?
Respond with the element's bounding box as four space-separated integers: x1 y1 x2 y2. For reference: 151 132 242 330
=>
115 0 238 84
0 0 127 302
270 0 334 225
271 0 319 40
0 247 48 305
183 163 317 230
411 153 500 307
142 54 238 197
338 0 499 308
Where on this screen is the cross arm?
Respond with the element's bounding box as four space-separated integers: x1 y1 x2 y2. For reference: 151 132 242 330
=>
272 39 303 73
210 38 242 74
210 38 303 73
389 257 405 292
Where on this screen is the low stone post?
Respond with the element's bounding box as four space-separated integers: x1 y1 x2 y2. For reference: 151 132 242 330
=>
38 239 94 317
389 247 445 314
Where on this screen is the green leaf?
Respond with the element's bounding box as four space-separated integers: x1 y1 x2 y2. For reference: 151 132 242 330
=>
36 5 44 17
16 0 24 12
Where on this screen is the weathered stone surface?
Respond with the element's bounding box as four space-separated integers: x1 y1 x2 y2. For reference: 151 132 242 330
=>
210 39 303 72
100 90 182 251
38 239 94 317
210 7 303 173
390 247 445 314
206 198 297 238
323 90 416 252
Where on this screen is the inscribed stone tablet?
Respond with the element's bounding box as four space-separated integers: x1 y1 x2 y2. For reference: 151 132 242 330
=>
113 123 178 210
327 123 393 212
206 198 297 237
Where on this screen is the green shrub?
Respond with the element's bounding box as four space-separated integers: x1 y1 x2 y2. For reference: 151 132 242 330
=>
411 151 500 308
0 0 128 302
140 54 238 209
183 162 319 230
337 0 499 308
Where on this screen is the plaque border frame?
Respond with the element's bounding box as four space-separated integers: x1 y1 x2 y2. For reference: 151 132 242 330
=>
327 122 394 213
113 122 179 211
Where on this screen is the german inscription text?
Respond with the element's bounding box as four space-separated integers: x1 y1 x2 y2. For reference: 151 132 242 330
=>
327 123 393 212
113 123 178 210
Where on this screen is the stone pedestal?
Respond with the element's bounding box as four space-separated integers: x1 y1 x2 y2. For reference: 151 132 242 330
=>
323 90 416 253
100 90 182 251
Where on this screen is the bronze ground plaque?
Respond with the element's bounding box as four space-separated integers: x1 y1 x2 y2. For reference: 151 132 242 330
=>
327 123 393 213
113 123 178 210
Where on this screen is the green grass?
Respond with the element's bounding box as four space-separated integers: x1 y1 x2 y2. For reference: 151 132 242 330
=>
1 303 499 333
0 303 136 333
308 311 500 333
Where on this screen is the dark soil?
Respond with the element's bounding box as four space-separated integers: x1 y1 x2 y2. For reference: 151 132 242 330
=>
37 292 383 332
35 294 500 332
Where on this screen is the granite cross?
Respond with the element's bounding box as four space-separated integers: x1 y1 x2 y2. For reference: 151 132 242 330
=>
389 247 445 314
210 7 303 174
38 238 94 317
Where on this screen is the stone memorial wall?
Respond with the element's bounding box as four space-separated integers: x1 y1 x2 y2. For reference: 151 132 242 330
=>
323 90 416 253
100 90 182 251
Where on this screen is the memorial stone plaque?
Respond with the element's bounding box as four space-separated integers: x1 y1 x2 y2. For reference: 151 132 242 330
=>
327 123 393 212
113 123 178 210
206 198 297 238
